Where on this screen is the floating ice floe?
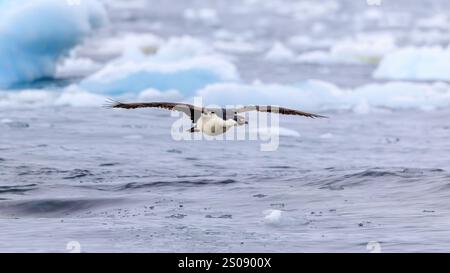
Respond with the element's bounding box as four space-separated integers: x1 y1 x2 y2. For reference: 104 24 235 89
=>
416 14 449 29
291 1 339 20
264 42 296 62
213 40 261 54
0 86 105 108
287 35 334 49
0 0 107 88
374 46 450 81
53 86 106 107
137 88 184 102
78 33 164 61
80 36 239 95
297 33 397 65
102 0 147 10
198 80 450 113
3 77 450 112
408 29 450 45
248 0 339 20
212 29 259 54
0 89 55 108
183 8 220 25
55 56 102 79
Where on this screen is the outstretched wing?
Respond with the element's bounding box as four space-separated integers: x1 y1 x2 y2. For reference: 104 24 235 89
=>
105 100 205 123
234 105 327 118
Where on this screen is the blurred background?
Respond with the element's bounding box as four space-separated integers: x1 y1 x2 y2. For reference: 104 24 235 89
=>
1 0 450 109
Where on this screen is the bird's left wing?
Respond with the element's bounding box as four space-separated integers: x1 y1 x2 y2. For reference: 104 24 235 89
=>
105 100 205 123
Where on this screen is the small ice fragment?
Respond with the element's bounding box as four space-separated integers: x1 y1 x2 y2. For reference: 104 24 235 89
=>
263 209 283 225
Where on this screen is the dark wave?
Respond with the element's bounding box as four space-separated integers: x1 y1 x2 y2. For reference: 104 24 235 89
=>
0 198 121 217
266 165 292 169
62 169 93 180
99 163 120 167
72 178 237 193
313 167 448 190
0 184 37 194
167 149 183 154
117 179 237 190
16 167 93 180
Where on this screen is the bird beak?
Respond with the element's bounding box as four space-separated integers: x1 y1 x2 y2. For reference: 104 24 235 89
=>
245 121 249 125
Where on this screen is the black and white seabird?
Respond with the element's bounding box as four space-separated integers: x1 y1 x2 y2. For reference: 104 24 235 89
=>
106 100 326 136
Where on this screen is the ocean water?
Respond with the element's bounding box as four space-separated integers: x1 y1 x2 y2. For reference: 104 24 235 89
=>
1 0 450 252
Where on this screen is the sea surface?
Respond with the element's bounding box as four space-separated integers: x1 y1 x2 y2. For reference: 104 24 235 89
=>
1 0 450 252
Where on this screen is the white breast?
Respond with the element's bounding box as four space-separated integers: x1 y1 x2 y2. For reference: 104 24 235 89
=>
197 114 234 136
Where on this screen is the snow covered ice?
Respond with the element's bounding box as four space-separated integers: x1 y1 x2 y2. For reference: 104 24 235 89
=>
0 0 106 88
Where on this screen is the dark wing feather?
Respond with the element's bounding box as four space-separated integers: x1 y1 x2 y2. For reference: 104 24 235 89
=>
106 100 205 123
235 105 327 118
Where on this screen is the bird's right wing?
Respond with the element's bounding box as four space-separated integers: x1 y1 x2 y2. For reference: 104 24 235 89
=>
234 105 327 119
105 100 205 123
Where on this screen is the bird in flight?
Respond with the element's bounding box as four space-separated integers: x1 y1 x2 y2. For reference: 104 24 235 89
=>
106 100 327 136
